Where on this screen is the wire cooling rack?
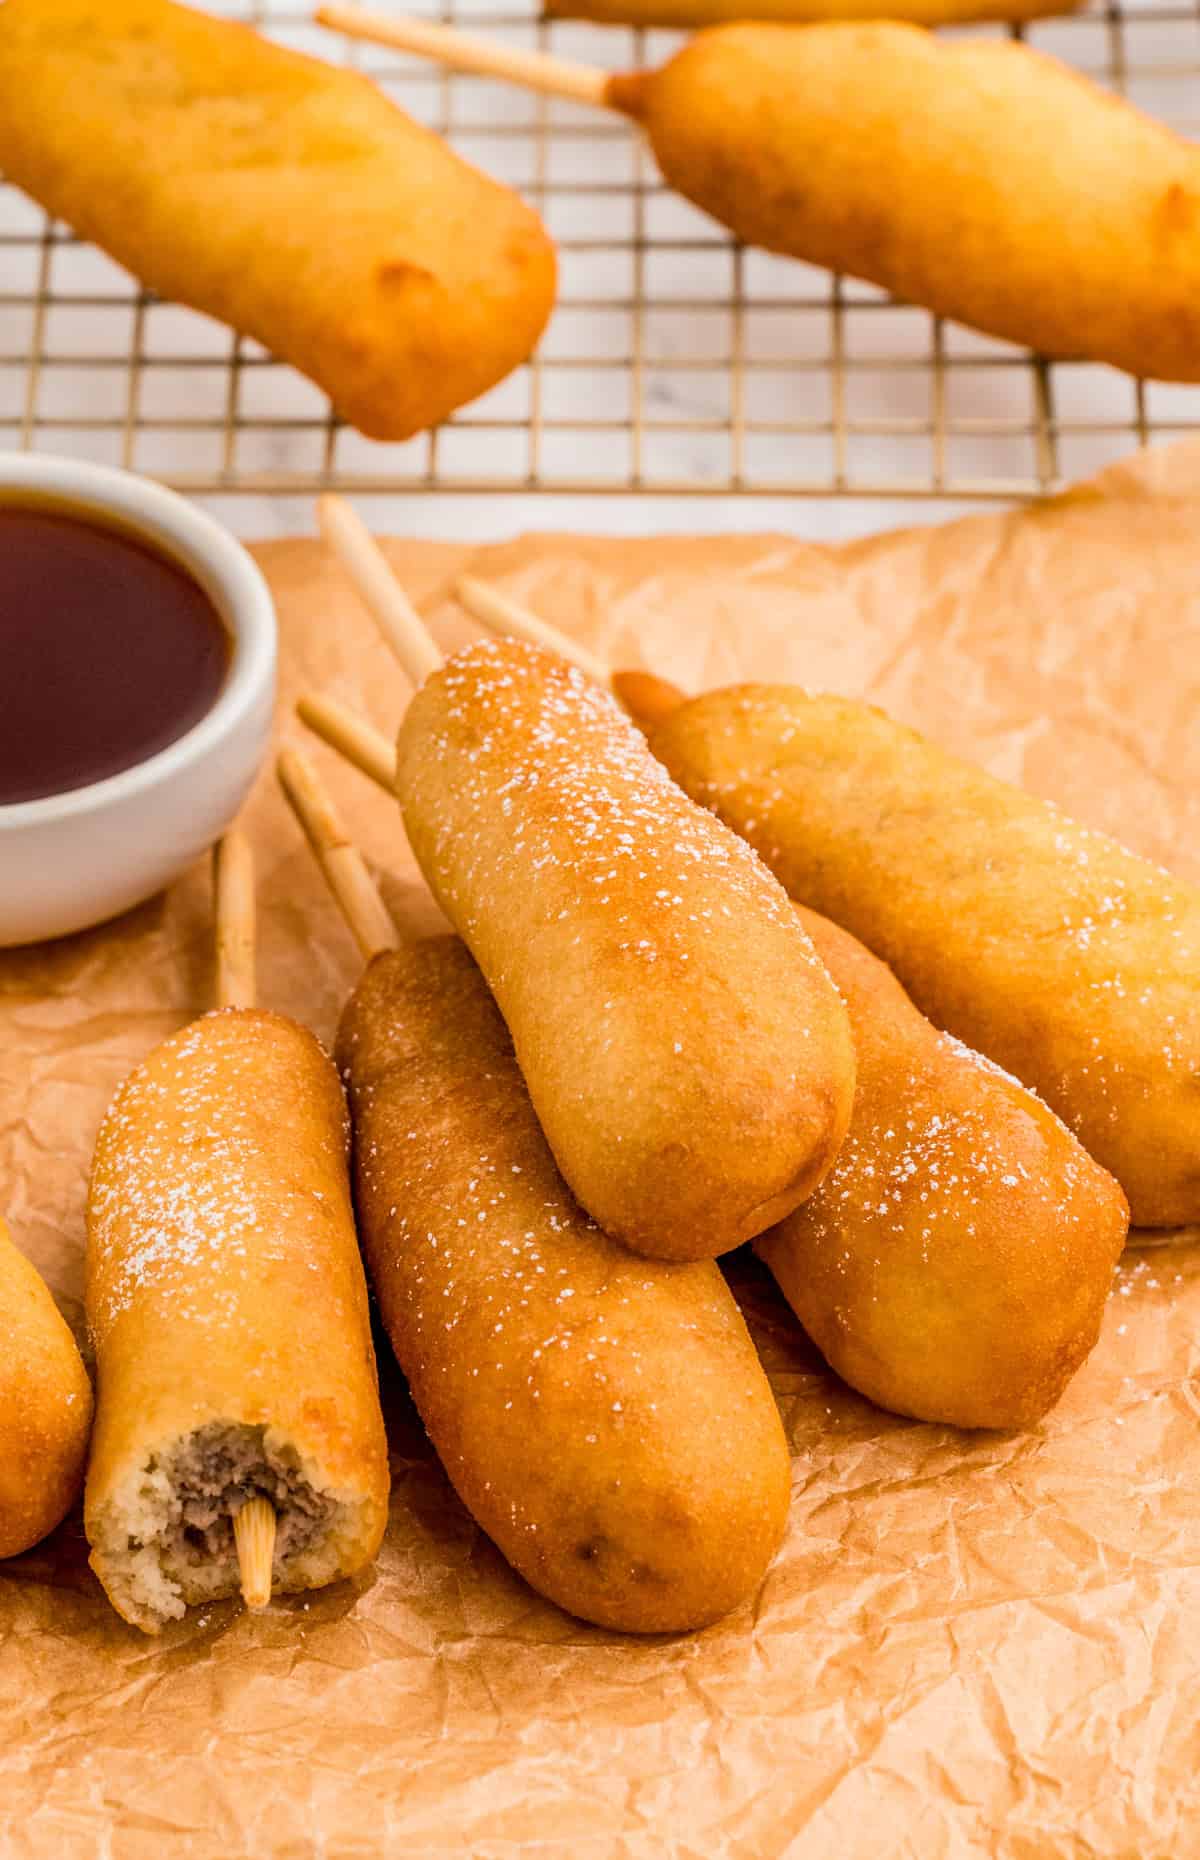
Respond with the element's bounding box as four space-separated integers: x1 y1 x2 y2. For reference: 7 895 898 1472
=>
2 0 1199 501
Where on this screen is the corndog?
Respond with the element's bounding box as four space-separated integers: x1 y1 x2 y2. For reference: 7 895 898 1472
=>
603 24 1200 380
396 638 855 1262
0 1221 93 1558
640 686 1200 1230
321 9 1200 383
759 911 1130 1428
278 749 792 1631
340 939 793 1629
301 505 855 1265
84 839 389 1631
0 0 555 440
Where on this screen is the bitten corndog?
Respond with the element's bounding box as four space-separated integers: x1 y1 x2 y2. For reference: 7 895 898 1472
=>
278 751 792 1631
758 910 1129 1428
639 686 1200 1230
321 9 1200 383
302 502 855 1265
0 0 555 440
84 838 389 1632
0 1220 93 1559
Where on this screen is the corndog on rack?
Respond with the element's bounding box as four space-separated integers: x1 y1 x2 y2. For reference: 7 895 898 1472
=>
439 599 1135 1425
300 498 855 1264
0 1220 93 1558
319 8 1200 383
280 750 791 1631
0 0 556 440
84 834 389 1632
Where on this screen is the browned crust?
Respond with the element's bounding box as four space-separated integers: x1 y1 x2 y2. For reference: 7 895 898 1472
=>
394 639 856 1261
636 25 1200 381
0 0 556 439
551 0 1079 22
84 1009 389 1624
0 1225 93 1559
337 939 791 1633
649 684 1200 1227
757 909 1130 1429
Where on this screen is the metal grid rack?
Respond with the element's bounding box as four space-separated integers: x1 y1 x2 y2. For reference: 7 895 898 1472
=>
3 0 1200 501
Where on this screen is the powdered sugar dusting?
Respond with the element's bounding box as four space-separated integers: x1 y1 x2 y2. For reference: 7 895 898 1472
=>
790 1033 1111 1284
400 638 820 993
88 1009 348 1338
337 948 763 1552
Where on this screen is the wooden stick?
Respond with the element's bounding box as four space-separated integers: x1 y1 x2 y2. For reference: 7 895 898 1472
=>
317 494 444 689
453 578 691 728
315 5 612 110
210 836 278 1602
296 691 395 793
233 1496 276 1612
213 831 256 1011
278 748 400 962
609 667 690 729
455 577 614 688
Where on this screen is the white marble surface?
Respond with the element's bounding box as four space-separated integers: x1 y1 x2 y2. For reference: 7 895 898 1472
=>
191 488 992 543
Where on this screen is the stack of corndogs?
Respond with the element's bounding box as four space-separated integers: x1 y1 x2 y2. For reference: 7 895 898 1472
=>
278 495 1190 1628
5 498 1196 1642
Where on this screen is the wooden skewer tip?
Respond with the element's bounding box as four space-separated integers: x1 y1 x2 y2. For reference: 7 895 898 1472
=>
277 746 400 962
454 577 615 689
276 744 343 853
213 830 257 1012
314 5 613 110
295 690 395 793
316 493 444 689
234 1496 277 1612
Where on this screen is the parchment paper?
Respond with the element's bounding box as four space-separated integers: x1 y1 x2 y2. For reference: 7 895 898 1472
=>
3 440 1199 1860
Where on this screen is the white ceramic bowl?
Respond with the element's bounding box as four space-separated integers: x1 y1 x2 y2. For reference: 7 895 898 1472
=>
0 454 276 947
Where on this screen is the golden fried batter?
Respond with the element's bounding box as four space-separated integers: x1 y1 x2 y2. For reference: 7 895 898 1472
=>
394 640 855 1262
645 685 1200 1228
86 1010 389 1631
608 25 1200 379
0 0 556 438
758 911 1129 1428
0 1221 93 1559
550 0 1077 25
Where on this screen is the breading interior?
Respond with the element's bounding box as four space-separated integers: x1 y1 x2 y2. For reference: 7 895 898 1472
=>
88 1421 366 1632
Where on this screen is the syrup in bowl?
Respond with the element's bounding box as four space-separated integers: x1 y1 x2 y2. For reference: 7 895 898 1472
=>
0 499 231 806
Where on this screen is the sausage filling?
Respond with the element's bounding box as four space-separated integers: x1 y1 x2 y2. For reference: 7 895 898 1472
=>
100 1421 345 1627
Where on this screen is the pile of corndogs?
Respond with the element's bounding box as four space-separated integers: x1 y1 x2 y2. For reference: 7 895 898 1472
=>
6 504 1196 1641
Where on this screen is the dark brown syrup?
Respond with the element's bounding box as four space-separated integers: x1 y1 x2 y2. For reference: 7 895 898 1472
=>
0 499 231 805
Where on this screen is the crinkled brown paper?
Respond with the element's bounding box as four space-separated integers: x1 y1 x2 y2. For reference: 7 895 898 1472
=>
3 440 1199 1860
